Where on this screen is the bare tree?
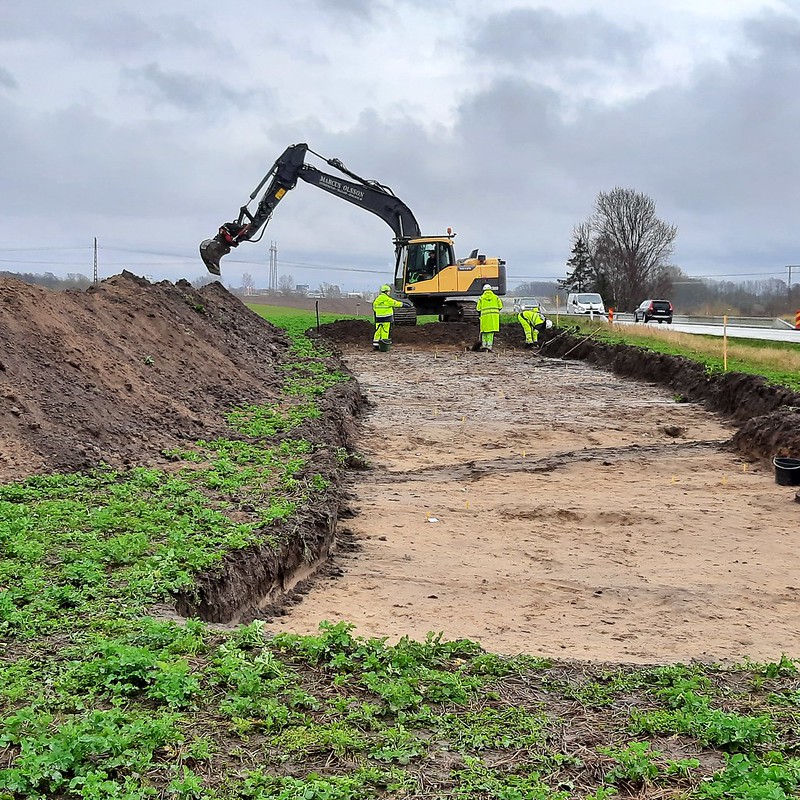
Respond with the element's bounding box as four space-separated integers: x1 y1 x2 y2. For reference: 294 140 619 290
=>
317 282 341 298
278 273 295 295
241 272 255 295
589 188 677 309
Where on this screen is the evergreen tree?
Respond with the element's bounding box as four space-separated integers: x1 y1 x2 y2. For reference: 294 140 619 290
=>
559 236 593 292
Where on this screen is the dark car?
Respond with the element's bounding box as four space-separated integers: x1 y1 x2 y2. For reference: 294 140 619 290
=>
634 299 673 324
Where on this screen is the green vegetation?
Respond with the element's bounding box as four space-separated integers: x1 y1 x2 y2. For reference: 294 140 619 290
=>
248 305 351 396
4 614 800 798
3 306 800 798
555 317 800 391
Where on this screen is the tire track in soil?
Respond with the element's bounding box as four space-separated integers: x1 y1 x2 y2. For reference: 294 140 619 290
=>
275 347 799 664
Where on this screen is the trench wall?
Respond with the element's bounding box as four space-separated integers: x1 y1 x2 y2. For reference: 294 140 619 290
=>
543 333 800 461
174 376 366 624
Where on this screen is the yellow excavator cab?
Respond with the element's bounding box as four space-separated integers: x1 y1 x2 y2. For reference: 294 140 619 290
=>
396 237 506 322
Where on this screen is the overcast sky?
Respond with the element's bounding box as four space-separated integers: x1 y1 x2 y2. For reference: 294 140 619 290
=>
1 0 798 291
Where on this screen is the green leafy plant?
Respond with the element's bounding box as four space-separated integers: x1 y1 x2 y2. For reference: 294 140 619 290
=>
697 752 800 799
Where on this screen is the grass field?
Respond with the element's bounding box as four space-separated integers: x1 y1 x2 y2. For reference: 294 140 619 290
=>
559 317 800 392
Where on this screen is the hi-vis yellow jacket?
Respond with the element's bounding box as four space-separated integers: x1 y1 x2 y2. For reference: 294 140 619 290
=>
373 292 403 320
476 290 503 333
518 307 544 327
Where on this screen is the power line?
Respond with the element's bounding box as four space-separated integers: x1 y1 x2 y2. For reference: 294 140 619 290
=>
0 257 97 265
100 245 195 259
0 245 90 253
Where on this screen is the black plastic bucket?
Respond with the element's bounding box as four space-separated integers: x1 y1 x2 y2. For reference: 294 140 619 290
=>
773 457 800 486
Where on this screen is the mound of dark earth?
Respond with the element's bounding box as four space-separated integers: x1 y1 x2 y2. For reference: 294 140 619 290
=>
318 318 532 349
0 272 296 481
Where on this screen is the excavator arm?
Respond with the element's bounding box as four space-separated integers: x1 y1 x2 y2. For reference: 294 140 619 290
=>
200 143 422 275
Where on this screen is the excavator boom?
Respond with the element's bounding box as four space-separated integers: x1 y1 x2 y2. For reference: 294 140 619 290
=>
200 143 420 275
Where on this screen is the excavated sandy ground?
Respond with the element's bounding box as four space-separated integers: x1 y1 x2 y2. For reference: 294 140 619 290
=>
277 347 799 663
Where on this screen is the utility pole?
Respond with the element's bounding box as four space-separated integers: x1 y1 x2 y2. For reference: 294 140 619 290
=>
787 265 800 292
268 241 278 293
93 237 98 284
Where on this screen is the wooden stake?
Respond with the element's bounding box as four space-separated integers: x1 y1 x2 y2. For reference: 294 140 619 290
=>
723 314 728 371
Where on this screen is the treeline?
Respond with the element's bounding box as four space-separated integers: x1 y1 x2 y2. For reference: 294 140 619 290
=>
670 272 800 317
3 269 796 318
0 271 93 290
553 186 797 316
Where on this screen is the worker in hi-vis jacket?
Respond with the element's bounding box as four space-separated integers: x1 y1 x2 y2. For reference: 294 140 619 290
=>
475 283 503 351
518 304 546 347
372 284 403 349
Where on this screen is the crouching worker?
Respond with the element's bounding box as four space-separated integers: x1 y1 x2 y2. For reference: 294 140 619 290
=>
372 284 403 349
518 304 546 348
476 283 503 351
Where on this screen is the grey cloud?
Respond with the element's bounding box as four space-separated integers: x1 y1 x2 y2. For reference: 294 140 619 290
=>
319 9 800 274
0 6 160 50
0 6 230 60
70 12 165 55
0 4 796 287
580 11 800 214
120 64 274 114
744 8 800 54
310 0 384 23
474 7 649 66
0 97 210 218
0 67 17 89
66 12 232 59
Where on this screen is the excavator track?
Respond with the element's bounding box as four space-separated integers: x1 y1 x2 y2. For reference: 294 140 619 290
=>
392 305 418 326
441 300 479 323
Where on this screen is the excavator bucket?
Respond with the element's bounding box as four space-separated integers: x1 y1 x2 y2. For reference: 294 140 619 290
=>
199 237 230 276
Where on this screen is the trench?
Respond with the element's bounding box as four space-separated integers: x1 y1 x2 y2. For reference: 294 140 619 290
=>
266 334 800 663
176 323 800 662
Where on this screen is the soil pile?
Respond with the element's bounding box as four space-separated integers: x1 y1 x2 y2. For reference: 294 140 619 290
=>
0 272 291 481
319 318 533 349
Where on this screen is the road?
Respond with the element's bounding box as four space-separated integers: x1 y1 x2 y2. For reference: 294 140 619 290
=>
545 309 800 343
615 318 800 343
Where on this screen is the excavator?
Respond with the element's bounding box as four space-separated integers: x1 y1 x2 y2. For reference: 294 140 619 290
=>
199 143 506 324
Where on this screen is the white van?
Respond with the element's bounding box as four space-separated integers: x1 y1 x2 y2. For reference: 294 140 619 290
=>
566 292 606 315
